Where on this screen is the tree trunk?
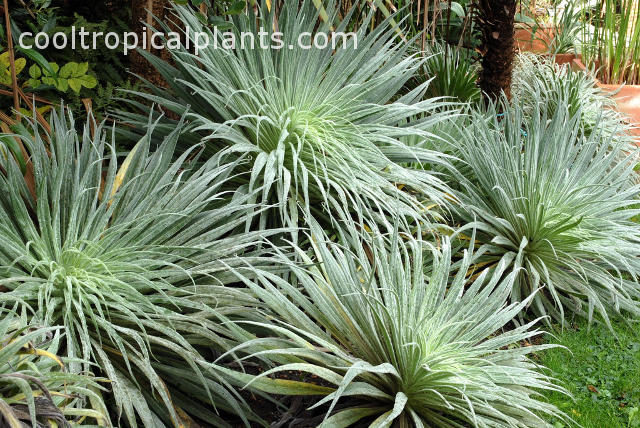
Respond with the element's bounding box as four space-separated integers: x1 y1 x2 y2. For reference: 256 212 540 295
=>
477 0 517 102
130 0 169 86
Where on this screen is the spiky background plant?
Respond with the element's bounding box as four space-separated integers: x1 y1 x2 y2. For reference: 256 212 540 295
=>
511 53 625 138
0 314 107 427
580 0 640 85
453 99 640 325
420 41 481 104
117 0 456 233
528 1 583 55
0 111 282 427
225 219 568 427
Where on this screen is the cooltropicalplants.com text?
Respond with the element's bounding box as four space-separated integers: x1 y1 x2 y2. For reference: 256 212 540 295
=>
17 26 359 56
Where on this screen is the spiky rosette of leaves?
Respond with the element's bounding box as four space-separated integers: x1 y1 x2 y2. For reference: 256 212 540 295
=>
420 41 481 104
224 219 568 427
511 53 628 139
116 0 456 234
453 99 640 325
0 111 279 427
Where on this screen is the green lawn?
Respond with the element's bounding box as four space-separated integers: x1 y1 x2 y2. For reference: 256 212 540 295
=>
538 319 640 428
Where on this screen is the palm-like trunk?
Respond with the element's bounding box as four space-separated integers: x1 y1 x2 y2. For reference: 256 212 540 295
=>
477 0 517 101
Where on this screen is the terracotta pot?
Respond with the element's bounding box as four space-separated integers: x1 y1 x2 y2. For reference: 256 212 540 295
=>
567 58 640 139
600 84 640 137
514 24 554 53
538 53 583 70
551 53 580 67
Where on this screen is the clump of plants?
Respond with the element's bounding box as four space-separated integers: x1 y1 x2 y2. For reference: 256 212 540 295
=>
0 111 280 426
117 0 457 234
229 219 569 427
0 0 639 426
512 52 624 137
453 98 640 324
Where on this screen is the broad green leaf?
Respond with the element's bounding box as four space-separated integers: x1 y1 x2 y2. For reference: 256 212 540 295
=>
54 77 69 92
25 77 41 88
226 1 246 15
59 62 78 78
77 74 98 89
450 2 465 17
72 62 89 77
68 78 82 93
16 47 57 77
29 64 41 79
48 62 60 74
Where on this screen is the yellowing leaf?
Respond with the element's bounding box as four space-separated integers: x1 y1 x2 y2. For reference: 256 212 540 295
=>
251 377 334 395
88 385 109 426
0 51 11 67
0 399 22 428
19 346 64 369
14 58 26 75
108 139 141 203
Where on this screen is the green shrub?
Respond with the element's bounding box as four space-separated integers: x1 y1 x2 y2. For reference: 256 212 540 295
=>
230 220 568 427
0 111 277 427
117 0 457 233
453 99 640 325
